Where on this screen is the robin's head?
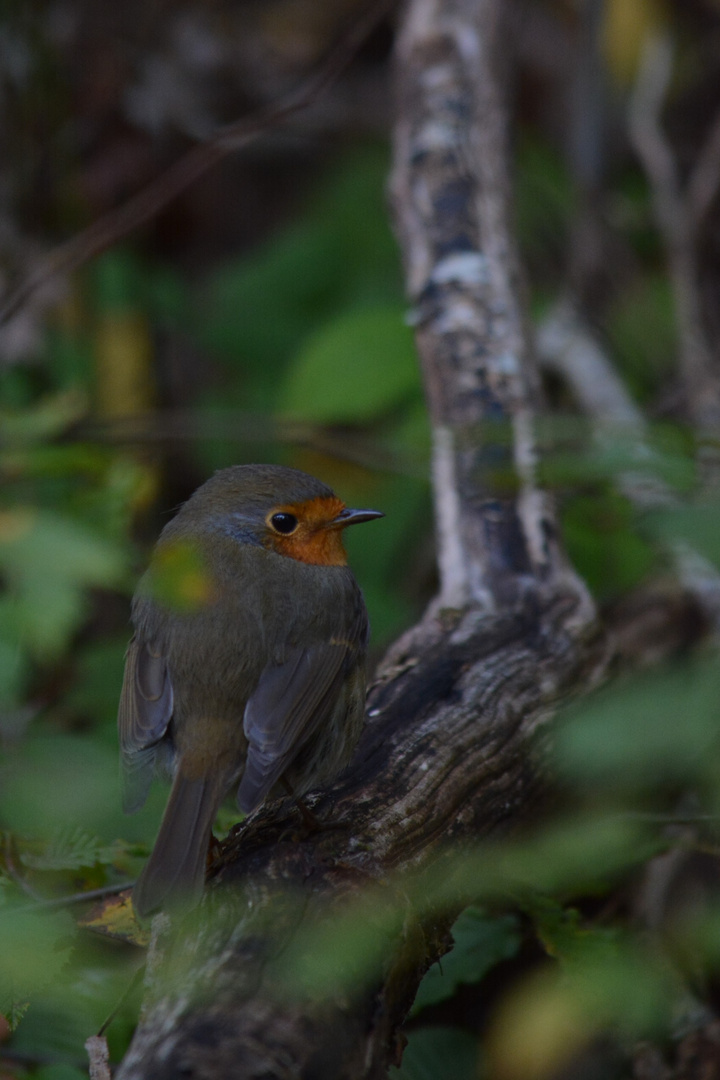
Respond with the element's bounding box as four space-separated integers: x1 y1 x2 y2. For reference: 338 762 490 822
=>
173 464 383 567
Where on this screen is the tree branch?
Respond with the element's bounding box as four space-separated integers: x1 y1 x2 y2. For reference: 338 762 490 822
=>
629 34 720 432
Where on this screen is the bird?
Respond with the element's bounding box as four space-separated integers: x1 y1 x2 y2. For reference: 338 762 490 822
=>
118 463 383 917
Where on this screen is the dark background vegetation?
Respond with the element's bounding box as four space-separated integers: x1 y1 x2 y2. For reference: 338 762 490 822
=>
3 0 720 1077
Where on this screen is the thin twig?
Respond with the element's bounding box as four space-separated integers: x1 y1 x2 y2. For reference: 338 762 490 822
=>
98 966 146 1038
629 38 720 237
68 410 427 477
628 33 720 431
688 106 720 230
0 0 396 330
536 301 644 431
628 35 683 249
19 881 134 912
537 300 720 630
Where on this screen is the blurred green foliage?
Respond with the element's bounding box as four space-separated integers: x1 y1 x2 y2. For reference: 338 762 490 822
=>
269 673 720 1079
515 134 577 295
562 490 656 601
605 274 677 403
390 1026 480 1080
556 655 720 795
410 909 522 1015
280 305 420 424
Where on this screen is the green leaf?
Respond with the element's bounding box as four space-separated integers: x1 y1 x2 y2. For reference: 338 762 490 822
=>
197 146 402 379
538 424 695 494
0 618 28 705
515 135 575 283
21 826 116 872
139 537 216 613
651 502 720 567
0 909 74 1021
539 915 677 1032
562 490 655 601
92 249 144 314
0 389 87 444
0 735 121 837
64 638 128 728
36 1067 89 1080
489 934 672 1079
279 305 421 424
390 1026 480 1080
555 658 720 788
0 507 128 656
606 274 676 402
342 470 430 644
433 814 657 904
412 908 521 1014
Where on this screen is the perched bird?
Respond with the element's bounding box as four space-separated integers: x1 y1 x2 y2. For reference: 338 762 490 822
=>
118 464 383 916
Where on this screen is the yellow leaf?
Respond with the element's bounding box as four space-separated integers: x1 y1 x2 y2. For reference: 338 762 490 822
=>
0 508 35 544
80 889 149 947
601 0 669 86
487 970 590 1080
143 538 217 612
94 312 155 419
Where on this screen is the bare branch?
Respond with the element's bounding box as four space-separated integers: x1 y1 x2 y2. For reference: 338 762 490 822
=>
536 301 644 432
75 409 425 478
628 36 682 249
688 107 720 230
629 34 720 431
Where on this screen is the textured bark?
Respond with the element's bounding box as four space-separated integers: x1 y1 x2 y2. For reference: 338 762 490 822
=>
116 1 601 1077
389 0 588 620
118 590 602 1080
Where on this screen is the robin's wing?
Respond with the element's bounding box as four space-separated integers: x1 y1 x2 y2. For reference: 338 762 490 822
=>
237 641 353 814
118 635 174 813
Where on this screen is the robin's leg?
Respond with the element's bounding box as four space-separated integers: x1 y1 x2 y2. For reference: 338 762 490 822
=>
281 776 323 832
206 832 222 869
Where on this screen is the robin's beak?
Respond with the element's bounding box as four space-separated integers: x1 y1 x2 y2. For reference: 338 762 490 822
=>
328 507 385 529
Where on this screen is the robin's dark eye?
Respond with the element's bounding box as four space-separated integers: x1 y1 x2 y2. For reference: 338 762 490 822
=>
269 512 298 535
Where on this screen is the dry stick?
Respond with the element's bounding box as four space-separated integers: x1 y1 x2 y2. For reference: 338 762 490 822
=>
687 107 720 230
97 966 146 1040
85 1035 112 1080
629 34 720 433
17 881 134 912
78 409 424 477
115 3 605 1078
0 0 395 331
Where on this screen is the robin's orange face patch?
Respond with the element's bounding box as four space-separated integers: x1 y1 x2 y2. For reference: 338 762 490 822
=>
263 495 348 566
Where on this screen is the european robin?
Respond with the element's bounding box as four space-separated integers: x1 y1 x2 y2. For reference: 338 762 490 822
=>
118 464 383 916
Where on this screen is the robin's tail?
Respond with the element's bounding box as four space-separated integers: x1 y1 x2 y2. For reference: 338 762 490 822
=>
132 769 225 918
